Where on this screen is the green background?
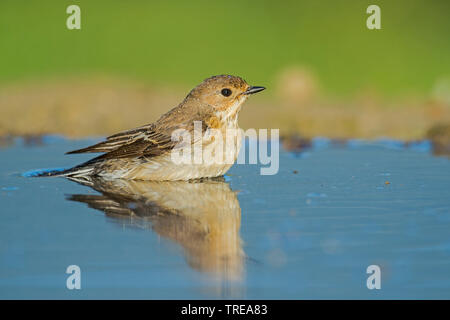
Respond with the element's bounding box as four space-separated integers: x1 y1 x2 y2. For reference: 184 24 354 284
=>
0 0 449 97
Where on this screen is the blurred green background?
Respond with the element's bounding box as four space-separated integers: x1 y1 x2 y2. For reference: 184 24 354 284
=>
1 0 449 96
0 0 449 141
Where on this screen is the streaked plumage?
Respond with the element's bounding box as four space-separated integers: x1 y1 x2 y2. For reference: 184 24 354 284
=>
52 75 265 180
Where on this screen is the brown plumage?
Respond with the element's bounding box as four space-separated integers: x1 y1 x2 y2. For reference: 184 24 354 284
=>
57 75 265 180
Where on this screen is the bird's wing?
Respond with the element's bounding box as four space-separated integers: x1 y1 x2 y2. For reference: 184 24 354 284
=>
66 120 208 160
66 123 179 160
66 124 154 154
66 103 214 159
96 131 177 160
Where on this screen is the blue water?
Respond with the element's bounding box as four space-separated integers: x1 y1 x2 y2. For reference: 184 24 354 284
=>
0 136 449 299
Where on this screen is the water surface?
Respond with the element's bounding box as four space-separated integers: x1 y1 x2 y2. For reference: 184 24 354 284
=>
0 137 449 299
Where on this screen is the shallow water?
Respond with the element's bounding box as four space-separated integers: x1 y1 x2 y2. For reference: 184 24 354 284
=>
0 136 449 299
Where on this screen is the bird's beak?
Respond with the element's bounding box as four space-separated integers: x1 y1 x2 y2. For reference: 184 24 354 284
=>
243 86 266 95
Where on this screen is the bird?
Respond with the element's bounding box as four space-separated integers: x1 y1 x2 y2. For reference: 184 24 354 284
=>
42 75 265 181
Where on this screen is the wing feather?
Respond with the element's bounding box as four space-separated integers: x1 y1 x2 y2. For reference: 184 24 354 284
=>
65 104 214 160
66 124 185 160
66 124 153 155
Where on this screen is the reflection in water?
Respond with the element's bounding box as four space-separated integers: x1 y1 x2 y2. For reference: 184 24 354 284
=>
66 176 244 282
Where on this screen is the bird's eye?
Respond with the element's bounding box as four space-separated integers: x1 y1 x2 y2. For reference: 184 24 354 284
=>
221 88 232 97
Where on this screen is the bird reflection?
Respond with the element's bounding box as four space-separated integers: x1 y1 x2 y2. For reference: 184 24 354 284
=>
66 176 244 281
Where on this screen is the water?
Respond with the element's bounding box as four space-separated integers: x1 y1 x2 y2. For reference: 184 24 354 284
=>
0 136 449 299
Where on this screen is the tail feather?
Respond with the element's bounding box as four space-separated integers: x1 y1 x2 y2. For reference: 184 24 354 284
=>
23 163 95 178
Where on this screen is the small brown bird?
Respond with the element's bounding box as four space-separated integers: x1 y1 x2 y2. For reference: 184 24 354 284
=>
49 75 265 180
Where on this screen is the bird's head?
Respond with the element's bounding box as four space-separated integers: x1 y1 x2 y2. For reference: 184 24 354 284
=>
186 75 265 117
